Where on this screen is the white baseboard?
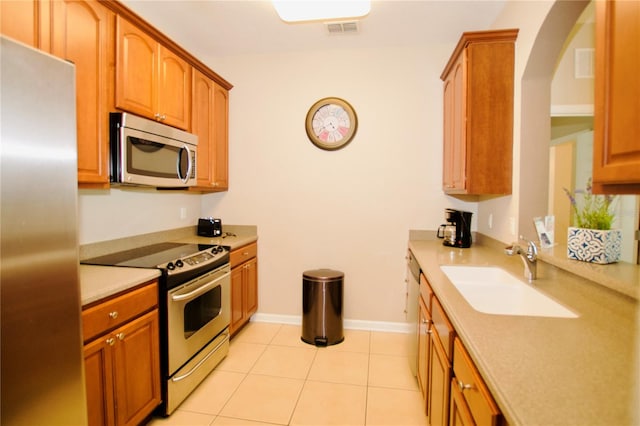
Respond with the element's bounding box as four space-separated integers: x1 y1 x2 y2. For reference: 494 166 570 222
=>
251 313 413 334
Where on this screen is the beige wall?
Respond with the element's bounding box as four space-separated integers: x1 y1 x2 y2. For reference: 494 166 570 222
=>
202 46 476 324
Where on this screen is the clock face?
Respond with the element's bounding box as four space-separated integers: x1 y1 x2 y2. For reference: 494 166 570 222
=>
305 98 357 150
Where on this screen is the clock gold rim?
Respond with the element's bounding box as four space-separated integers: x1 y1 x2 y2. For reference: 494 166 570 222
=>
305 97 358 151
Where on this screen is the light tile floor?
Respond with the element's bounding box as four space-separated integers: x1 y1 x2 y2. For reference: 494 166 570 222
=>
147 322 427 426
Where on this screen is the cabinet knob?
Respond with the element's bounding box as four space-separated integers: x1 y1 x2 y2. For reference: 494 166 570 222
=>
457 379 473 391
116 333 125 341
109 311 118 319
106 337 115 346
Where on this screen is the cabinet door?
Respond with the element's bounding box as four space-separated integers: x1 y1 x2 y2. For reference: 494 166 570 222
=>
453 338 502 426
112 310 160 426
157 45 190 130
593 0 640 192
449 380 475 426
191 72 229 191
192 68 216 188
51 0 113 186
230 264 246 335
212 83 229 190
417 295 431 402
245 257 258 317
1 0 40 47
443 53 466 192
428 331 452 426
115 16 157 120
84 336 115 426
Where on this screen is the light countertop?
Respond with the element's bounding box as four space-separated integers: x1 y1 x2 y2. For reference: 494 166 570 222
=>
80 265 160 306
409 238 639 426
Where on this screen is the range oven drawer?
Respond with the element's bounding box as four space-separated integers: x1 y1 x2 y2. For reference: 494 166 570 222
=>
165 329 229 415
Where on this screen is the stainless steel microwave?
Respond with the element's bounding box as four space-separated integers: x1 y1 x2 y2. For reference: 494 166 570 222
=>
109 112 197 188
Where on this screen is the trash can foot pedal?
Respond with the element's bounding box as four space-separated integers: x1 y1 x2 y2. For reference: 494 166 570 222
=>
314 337 328 346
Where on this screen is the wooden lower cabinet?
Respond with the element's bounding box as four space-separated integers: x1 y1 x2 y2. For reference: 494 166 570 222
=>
417 294 431 401
420 273 503 426
450 338 502 426
229 242 258 336
428 325 452 426
449 379 475 426
83 281 161 426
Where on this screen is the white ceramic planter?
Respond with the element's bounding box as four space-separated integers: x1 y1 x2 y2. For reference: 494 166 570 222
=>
567 227 622 264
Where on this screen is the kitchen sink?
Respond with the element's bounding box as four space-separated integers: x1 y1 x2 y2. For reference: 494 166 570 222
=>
439 265 578 318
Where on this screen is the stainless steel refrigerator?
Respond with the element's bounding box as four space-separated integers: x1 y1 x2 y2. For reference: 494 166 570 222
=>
1 36 88 425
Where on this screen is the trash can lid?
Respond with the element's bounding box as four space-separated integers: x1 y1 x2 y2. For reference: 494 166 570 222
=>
303 269 344 280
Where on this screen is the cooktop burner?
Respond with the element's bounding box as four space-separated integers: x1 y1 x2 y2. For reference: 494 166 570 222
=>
82 242 220 269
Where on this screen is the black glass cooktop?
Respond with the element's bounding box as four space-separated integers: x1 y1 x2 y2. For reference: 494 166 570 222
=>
82 242 213 269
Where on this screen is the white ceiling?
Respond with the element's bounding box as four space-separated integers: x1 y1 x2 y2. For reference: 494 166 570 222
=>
120 1 507 59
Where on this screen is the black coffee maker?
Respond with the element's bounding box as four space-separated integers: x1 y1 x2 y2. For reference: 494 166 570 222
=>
437 209 473 248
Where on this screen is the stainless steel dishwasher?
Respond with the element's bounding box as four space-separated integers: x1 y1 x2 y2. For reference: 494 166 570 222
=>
405 249 420 375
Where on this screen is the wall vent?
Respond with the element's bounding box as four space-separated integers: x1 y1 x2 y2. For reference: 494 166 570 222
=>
326 21 359 35
574 48 594 79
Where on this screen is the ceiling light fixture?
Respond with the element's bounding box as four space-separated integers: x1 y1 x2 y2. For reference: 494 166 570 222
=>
272 0 371 23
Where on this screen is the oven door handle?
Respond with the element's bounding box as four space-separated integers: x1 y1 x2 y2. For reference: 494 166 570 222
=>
170 271 230 302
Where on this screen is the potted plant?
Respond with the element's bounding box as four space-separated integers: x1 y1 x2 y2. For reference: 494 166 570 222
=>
564 179 621 264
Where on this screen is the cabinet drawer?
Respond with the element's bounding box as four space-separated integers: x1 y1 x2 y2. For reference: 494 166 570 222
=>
230 242 257 268
453 338 501 426
420 272 433 314
82 281 158 342
432 296 455 361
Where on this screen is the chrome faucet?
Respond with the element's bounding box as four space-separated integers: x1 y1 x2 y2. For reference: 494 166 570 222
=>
505 239 538 281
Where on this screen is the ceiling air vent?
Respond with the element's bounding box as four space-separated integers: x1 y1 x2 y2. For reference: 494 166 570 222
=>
326 21 359 35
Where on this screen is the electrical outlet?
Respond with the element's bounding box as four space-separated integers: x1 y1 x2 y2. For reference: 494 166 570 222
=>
180 207 187 220
509 217 516 236
488 213 493 229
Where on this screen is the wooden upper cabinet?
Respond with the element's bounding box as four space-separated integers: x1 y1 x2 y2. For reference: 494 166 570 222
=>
115 16 191 130
50 0 114 187
441 29 518 195
593 0 640 194
212 83 230 190
191 69 229 191
1 0 41 48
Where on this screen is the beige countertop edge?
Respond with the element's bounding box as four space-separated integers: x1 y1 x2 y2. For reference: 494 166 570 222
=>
80 265 160 306
408 239 639 426
79 225 258 306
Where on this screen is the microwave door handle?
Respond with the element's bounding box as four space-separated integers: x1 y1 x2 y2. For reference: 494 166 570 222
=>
177 144 192 184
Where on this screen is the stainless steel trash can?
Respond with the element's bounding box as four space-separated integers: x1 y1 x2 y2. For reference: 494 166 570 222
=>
301 269 344 346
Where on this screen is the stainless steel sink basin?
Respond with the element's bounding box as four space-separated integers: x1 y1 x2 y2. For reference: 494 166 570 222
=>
439 265 578 318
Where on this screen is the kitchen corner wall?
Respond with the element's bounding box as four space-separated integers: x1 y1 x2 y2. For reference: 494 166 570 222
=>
200 46 476 324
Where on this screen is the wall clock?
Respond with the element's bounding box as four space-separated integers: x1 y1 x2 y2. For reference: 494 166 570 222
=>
305 97 358 150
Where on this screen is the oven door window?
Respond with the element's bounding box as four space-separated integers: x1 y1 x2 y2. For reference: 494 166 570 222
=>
183 285 222 338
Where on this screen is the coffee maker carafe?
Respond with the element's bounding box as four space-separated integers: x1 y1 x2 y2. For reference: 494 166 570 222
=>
437 209 473 248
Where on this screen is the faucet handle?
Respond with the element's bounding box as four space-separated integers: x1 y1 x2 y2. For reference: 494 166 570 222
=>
524 239 538 258
504 244 518 256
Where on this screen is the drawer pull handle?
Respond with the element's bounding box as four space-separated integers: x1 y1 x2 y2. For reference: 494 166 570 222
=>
457 379 474 391
116 333 125 341
106 337 115 346
109 311 118 319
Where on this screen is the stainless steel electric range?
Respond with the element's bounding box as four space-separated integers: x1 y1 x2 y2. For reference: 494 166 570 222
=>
82 242 231 415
